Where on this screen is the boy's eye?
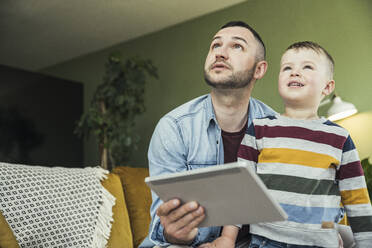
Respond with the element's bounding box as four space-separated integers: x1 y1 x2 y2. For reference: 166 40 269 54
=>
304 65 313 70
282 66 291 71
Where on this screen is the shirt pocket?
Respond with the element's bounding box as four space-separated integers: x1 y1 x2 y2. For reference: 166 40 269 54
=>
188 161 217 170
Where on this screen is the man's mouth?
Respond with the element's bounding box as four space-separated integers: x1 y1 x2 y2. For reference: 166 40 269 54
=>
211 62 230 70
287 81 304 87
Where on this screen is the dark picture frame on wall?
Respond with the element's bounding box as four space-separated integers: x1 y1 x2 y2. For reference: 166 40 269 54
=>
0 64 83 167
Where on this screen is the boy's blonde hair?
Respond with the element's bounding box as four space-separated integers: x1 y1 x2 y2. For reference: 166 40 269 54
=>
286 41 334 79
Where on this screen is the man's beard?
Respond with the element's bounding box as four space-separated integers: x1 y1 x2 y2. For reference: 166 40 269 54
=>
204 63 256 89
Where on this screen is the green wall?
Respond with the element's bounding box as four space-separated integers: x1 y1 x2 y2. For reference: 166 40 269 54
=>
43 0 372 168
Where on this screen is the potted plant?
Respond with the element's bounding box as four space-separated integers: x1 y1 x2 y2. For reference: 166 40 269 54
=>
75 53 158 170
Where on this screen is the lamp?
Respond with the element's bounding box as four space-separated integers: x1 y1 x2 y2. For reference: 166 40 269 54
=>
321 95 371 160
336 111 372 160
327 95 358 121
320 94 358 121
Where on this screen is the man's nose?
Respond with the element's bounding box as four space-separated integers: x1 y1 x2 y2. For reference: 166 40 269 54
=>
215 47 228 60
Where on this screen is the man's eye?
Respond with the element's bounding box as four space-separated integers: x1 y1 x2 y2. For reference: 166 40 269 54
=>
304 65 313 69
233 44 243 49
212 43 221 49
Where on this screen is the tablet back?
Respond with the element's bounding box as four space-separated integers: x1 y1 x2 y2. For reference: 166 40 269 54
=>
145 162 288 227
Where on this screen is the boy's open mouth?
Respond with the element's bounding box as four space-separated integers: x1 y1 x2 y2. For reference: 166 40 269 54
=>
288 81 304 87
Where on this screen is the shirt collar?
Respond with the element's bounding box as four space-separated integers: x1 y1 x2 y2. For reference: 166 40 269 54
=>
205 94 253 131
205 94 217 130
205 94 217 123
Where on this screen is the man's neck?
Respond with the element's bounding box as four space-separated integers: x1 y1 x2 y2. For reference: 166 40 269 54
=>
211 86 253 132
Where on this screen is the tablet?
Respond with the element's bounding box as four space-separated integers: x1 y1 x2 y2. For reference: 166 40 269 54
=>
145 162 288 227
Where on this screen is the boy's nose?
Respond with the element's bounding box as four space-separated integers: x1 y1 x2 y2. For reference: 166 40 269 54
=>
290 70 300 77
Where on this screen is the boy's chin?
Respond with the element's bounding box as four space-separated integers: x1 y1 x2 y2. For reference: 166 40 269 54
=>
283 98 308 107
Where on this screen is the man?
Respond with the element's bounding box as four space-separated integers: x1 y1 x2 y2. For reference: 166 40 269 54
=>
140 21 276 248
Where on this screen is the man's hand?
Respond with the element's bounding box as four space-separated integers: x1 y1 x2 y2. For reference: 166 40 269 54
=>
156 199 205 245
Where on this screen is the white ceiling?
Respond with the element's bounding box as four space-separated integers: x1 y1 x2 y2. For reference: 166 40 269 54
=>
0 0 246 71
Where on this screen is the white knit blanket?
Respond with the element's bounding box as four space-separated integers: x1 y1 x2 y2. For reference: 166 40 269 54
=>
0 162 116 248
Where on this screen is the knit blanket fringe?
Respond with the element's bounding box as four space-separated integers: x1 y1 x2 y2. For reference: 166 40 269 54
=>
92 167 116 248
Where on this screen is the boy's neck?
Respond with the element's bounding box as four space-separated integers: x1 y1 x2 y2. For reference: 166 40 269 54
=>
283 107 319 120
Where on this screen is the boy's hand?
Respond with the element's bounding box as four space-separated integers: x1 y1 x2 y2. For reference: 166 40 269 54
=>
338 233 344 248
198 225 238 248
197 236 235 248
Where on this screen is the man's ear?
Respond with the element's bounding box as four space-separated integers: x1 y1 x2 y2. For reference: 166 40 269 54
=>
323 80 335 96
254 60 268 80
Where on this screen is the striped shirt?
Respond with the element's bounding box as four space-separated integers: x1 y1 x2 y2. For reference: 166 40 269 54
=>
237 115 372 247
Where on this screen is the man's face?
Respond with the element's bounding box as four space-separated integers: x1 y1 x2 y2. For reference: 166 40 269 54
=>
204 26 259 89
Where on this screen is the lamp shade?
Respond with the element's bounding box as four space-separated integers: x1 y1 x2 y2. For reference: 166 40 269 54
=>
327 96 358 121
336 111 372 160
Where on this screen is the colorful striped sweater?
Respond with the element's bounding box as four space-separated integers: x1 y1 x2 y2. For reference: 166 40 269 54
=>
237 115 372 247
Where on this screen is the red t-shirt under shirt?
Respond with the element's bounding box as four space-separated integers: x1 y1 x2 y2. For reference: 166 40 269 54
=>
221 123 247 163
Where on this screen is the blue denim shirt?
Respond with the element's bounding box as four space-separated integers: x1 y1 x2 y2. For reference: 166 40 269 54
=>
139 94 276 247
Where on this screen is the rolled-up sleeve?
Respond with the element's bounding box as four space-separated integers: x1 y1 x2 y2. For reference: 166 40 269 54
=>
147 116 189 246
146 113 222 247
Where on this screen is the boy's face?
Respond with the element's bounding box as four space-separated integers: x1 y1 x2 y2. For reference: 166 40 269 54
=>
278 48 334 109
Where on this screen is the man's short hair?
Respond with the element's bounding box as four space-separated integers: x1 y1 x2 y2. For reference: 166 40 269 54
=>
286 41 334 77
220 21 266 61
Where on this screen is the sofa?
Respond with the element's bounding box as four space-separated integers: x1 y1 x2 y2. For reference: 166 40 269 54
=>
0 165 354 248
0 166 152 248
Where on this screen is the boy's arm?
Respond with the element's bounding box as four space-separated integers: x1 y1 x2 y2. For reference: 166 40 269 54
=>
198 225 239 248
220 225 240 242
338 135 372 247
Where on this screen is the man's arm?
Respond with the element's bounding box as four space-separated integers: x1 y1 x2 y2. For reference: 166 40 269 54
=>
147 116 206 246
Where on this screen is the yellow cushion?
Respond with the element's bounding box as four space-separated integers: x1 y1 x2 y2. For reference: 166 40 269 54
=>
113 166 152 248
102 173 134 248
0 211 19 248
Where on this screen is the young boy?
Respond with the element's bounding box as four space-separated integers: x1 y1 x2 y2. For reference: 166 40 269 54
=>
199 41 372 247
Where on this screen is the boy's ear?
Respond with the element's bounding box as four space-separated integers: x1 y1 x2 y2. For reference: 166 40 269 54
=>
254 60 268 80
322 80 335 96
